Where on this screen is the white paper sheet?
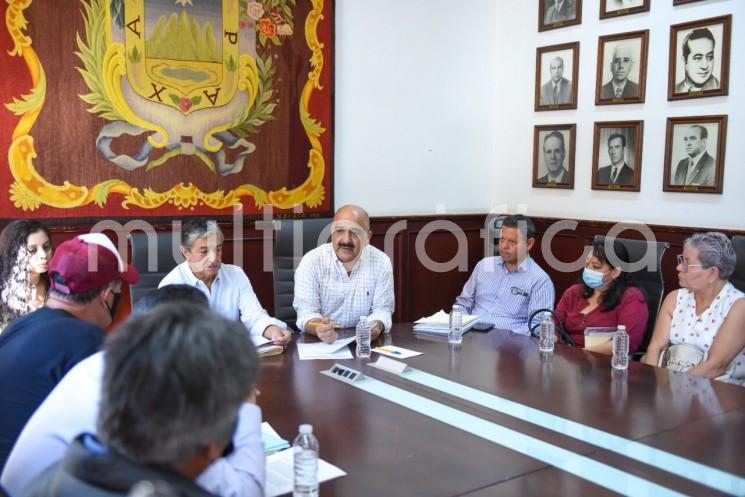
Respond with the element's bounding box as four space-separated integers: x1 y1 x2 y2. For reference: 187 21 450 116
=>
265 447 347 497
297 337 356 360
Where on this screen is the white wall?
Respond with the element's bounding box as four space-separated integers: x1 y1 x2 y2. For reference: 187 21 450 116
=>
334 0 744 230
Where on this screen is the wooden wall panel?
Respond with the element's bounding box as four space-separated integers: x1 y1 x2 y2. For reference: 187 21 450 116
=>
9 215 743 330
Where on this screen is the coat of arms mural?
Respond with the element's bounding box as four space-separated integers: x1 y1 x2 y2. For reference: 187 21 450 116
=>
1 0 333 218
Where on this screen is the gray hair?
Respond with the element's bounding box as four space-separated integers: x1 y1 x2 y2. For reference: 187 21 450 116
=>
180 218 223 250
98 303 259 467
684 232 736 280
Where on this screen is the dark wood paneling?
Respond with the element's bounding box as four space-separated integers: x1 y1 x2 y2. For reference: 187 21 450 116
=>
15 215 745 328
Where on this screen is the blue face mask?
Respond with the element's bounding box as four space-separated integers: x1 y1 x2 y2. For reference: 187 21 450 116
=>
582 267 607 289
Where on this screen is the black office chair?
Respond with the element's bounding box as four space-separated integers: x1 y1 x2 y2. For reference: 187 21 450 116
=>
594 235 669 355
486 214 508 256
128 231 184 307
273 218 332 331
730 235 745 293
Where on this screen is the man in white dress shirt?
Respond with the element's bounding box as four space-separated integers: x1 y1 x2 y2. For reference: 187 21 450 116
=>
159 218 291 345
294 205 394 343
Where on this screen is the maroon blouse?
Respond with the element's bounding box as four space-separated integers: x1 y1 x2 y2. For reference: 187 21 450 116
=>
554 283 648 352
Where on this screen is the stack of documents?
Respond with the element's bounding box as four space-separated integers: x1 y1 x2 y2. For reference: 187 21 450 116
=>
413 310 479 336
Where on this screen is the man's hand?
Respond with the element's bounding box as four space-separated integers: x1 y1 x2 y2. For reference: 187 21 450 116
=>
314 317 338 343
263 325 292 346
371 320 384 340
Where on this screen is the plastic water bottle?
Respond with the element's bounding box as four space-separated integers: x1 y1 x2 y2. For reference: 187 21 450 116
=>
539 313 555 352
355 316 371 358
611 325 629 370
448 305 463 344
293 424 319 497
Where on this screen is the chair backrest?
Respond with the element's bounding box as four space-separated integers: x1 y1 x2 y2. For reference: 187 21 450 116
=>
731 235 745 293
273 218 332 331
486 214 508 256
594 235 669 353
128 231 184 307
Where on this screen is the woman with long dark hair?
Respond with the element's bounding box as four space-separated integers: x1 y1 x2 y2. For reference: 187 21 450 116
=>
0 221 53 331
554 239 648 353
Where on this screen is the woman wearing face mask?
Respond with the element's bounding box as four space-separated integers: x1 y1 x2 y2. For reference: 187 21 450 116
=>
554 239 648 354
0 220 53 332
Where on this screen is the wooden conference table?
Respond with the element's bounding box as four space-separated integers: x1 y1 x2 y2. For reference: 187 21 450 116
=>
257 324 745 497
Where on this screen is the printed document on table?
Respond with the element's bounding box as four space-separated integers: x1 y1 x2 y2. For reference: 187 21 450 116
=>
266 447 346 497
297 337 355 360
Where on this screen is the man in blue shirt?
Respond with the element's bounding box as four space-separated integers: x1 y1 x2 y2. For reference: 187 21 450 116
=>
0 233 139 472
456 215 554 335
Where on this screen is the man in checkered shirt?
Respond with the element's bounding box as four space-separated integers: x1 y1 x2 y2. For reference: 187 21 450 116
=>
293 205 394 343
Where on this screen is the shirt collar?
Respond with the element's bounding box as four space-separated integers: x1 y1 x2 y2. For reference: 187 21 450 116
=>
498 256 531 273
688 151 705 168
181 261 222 286
547 167 565 182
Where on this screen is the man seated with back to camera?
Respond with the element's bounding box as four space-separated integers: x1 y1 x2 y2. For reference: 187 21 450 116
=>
22 302 262 497
554 239 648 354
159 217 291 345
0 233 139 473
294 204 394 343
455 214 554 335
2 285 266 497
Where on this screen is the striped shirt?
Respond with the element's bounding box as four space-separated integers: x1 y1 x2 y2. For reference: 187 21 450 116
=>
294 243 394 332
455 256 555 335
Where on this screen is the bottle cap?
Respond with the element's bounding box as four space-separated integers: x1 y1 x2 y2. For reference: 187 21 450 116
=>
299 424 313 434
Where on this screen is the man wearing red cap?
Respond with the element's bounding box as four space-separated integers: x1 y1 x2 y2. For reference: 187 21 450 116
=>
0 233 138 472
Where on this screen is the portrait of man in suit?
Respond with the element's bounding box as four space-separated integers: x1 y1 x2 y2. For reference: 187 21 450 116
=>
600 43 639 100
675 28 719 93
544 0 576 24
597 133 634 185
671 125 716 186
537 131 570 185
540 56 572 106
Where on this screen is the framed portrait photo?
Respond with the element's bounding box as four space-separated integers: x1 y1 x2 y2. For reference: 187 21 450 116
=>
592 121 643 192
535 42 579 111
600 0 650 19
595 30 648 105
668 15 731 100
539 0 582 32
663 115 727 194
533 124 576 189
673 0 708 5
